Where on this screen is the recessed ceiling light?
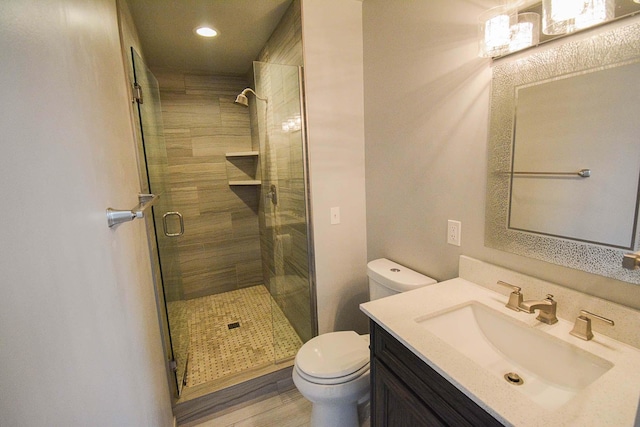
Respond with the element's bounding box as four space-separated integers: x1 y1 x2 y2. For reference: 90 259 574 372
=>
195 26 218 37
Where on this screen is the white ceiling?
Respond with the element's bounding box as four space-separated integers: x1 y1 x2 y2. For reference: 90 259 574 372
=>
128 0 294 76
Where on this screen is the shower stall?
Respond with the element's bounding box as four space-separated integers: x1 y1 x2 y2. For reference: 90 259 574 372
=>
128 49 315 402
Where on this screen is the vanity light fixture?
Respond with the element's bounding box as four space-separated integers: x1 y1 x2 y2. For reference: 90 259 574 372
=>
478 5 517 57
541 0 614 35
478 4 540 58
510 12 541 53
195 26 218 37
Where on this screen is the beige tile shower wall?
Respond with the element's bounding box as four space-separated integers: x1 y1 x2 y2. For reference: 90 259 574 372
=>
257 0 303 66
155 71 262 300
275 77 311 342
252 0 312 341
255 0 304 292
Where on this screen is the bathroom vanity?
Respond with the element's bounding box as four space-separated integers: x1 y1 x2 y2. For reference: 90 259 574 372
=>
370 320 501 426
361 256 640 426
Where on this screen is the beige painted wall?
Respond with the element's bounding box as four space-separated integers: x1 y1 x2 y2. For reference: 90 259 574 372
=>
0 0 173 425
363 1 640 310
302 0 369 334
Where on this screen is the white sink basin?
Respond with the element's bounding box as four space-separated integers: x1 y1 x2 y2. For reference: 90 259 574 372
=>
416 302 613 410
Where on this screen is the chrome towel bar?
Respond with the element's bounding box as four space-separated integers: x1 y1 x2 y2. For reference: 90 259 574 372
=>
498 168 591 178
106 193 159 228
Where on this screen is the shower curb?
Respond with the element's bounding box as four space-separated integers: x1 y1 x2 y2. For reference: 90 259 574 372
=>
174 365 294 425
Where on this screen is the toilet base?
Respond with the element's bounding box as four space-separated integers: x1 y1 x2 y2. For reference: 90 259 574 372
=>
292 366 370 427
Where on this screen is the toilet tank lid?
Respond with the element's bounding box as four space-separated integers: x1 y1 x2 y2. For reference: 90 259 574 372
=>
367 258 436 292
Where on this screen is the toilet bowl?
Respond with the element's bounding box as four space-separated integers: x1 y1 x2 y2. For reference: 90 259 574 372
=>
293 258 436 427
293 331 370 427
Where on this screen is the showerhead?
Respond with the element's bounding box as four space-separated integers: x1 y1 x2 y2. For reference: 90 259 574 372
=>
234 88 267 107
234 93 249 107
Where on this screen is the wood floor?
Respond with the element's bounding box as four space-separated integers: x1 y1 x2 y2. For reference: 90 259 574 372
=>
181 387 371 427
181 387 311 427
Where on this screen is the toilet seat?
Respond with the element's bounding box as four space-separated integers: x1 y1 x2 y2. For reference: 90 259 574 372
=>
294 331 370 385
295 360 369 385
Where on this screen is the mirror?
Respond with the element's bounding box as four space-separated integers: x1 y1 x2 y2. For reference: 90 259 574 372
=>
510 60 640 249
486 21 640 284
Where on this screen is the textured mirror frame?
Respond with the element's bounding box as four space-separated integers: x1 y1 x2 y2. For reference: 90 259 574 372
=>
485 22 640 285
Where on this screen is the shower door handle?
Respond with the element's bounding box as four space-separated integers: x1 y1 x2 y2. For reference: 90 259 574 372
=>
162 211 184 237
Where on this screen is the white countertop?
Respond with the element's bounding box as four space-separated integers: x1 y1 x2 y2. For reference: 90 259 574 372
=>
360 278 640 426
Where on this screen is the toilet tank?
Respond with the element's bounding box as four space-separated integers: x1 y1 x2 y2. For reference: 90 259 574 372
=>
367 258 437 301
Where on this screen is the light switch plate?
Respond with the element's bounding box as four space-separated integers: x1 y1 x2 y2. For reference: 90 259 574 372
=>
331 207 340 225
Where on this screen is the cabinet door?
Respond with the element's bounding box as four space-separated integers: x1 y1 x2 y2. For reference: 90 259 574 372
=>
372 358 446 427
371 321 503 427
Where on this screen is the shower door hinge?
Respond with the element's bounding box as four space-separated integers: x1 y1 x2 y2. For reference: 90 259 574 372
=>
132 82 143 104
169 359 177 372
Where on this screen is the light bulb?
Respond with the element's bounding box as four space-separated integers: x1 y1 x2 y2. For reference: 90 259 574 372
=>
550 0 584 22
542 0 614 35
574 0 614 30
478 5 517 57
509 13 540 53
195 27 218 37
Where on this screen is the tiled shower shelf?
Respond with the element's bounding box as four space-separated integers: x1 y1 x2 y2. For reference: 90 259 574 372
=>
225 151 259 157
226 151 260 185
228 180 261 186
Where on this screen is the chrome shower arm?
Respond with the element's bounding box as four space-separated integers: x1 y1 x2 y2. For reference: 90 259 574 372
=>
240 88 267 101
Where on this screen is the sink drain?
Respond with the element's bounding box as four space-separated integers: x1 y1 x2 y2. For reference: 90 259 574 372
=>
504 372 524 386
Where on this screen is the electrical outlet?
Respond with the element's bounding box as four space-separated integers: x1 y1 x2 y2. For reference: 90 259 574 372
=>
447 220 461 246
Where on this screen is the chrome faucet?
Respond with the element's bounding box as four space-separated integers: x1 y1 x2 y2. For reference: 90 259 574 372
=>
497 282 558 324
520 294 558 325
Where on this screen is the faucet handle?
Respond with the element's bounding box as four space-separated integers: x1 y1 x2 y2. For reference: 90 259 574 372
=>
570 310 615 341
497 281 523 312
545 294 555 301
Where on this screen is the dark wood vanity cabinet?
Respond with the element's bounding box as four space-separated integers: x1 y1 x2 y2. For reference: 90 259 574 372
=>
370 321 503 427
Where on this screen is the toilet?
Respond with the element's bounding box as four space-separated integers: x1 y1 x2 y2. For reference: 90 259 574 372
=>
292 258 437 427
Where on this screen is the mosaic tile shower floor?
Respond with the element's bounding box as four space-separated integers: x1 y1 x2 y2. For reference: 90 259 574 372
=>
182 285 303 388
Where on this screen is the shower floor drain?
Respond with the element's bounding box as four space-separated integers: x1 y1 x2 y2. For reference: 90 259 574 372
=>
504 372 524 385
227 322 240 330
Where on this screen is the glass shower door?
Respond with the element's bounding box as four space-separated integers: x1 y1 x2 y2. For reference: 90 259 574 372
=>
254 61 314 362
130 48 188 395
